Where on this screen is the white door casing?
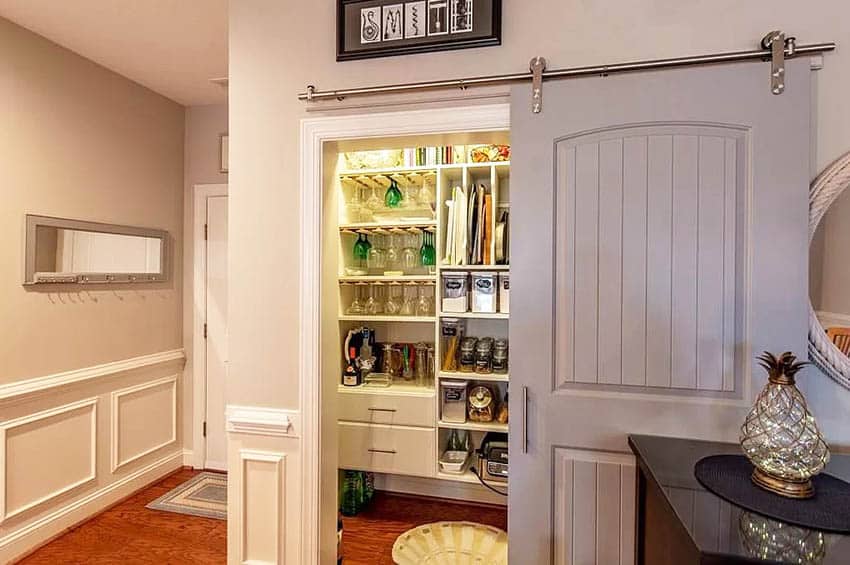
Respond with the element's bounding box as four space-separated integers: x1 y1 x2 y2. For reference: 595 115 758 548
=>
509 59 811 564
192 184 229 472
298 105 511 564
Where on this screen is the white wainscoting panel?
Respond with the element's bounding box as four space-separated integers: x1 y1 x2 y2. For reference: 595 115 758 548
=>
111 375 178 472
555 125 746 394
553 448 636 565
240 450 285 565
0 398 97 524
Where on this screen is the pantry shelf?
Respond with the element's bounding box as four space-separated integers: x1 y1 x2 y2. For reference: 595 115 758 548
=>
339 165 438 178
339 221 437 233
438 420 508 433
436 469 509 486
439 371 509 383
338 383 435 397
439 264 509 271
338 275 436 283
439 312 509 320
338 315 436 323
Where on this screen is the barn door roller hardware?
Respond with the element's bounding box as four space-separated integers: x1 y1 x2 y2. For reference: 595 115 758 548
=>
298 31 834 113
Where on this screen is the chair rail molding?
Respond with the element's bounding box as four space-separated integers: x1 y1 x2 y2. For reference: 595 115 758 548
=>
0 349 185 404
299 102 510 564
225 405 298 438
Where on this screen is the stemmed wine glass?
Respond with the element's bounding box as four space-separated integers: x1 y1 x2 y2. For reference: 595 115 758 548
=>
385 284 401 315
416 284 433 316
366 180 383 212
367 234 386 271
401 283 416 316
402 233 418 271
385 234 400 269
365 283 382 315
347 283 365 315
385 178 403 208
420 231 436 269
353 234 370 268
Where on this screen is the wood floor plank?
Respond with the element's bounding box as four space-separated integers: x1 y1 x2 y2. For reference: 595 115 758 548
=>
17 470 506 564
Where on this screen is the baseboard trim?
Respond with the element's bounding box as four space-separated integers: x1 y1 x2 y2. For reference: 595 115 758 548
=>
0 349 186 404
0 450 183 561
182 449 195 467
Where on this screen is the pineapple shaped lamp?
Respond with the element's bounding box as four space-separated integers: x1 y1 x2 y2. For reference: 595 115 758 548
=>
740 352 830 499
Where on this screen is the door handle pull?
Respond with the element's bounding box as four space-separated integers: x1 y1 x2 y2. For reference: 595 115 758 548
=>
368 448 397 454
522 385 529 454
367 407 397 413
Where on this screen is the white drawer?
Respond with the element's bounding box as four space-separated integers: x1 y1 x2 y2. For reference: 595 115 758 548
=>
338 421 435 478
337 388 435 427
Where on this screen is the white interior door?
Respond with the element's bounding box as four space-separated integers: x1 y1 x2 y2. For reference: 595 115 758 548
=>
205 194 228 471
509 60 811 564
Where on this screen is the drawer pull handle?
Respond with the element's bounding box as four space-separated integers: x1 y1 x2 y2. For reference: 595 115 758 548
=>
368 448 397 454
367 407 397 413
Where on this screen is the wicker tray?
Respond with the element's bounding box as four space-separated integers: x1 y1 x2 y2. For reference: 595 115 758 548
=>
392 521 507 564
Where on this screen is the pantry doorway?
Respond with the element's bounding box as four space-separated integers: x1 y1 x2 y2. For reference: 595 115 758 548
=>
299 103 511 563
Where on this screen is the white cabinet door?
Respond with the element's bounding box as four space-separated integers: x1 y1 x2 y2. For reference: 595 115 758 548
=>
509 60 811 564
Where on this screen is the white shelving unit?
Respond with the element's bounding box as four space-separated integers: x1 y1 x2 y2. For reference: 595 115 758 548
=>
334 153 510 495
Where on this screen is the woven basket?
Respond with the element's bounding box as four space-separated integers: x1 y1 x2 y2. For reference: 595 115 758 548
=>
392 521 507 564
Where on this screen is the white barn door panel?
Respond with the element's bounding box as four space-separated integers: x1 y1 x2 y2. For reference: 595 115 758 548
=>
557 126 745 393
510 59 811 564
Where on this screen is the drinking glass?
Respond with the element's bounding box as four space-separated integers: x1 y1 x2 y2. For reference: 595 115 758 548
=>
402 233 418 271
367 234 386 271
352 234 369 268
416 284 433 316
384 284 401 315
346 284 365 315
366 184 383 211
365 284 382 315
401 284 416 316
385 234 400 269
385 178 403 208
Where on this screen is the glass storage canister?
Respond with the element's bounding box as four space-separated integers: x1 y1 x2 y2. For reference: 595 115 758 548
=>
441 380 468 423
440 318 465 372
442 272 469 313
458 337 478 373
471 272 498 313
468 385 496 423
492 339 509 374
475 337 495 374
498 272 510 314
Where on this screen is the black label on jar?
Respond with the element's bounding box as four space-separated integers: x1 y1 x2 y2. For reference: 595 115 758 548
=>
445 280 463 290
444 388 465 401
475 279 493 291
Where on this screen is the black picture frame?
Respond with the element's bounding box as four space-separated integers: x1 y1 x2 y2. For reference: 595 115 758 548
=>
337 0 502 62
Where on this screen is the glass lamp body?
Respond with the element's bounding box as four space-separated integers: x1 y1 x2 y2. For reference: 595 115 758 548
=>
740 375 830 498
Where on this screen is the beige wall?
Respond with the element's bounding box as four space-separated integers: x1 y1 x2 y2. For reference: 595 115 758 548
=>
0 17 184 384
0 17 186 561
182 103 228 452
230 2 850 437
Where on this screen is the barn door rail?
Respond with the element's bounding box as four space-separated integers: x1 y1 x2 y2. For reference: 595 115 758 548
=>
298 31 834 113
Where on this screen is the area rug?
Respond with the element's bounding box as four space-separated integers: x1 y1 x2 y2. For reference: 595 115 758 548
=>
146 472 227 520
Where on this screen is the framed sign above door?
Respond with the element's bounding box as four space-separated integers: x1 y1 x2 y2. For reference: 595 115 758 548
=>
337 0 501 61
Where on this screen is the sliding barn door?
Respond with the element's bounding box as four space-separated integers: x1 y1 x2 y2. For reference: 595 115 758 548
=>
509 59 812 564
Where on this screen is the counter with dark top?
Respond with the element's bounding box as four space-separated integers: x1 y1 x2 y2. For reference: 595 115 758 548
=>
628 435 850 565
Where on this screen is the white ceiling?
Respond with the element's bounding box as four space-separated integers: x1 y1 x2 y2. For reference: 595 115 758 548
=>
0 0 227 106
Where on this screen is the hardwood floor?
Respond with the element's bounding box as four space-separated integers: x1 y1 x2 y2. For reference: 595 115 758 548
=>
341 491 507 565
16 470 505 564
16 469 227 565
